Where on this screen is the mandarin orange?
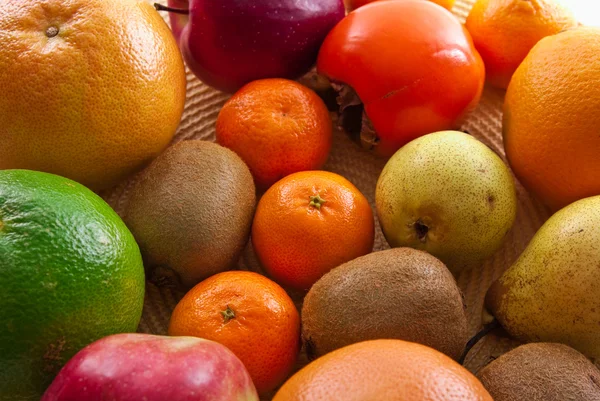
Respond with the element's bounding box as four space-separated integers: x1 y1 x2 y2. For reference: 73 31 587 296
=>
216 79 332 190
466 0 577 89
168 271 300 396
251 171 374 291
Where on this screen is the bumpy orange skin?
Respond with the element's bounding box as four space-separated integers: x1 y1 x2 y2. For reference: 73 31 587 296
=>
252 171 375 291
466 0 577 89
273 339 493 401
318 0 485 158
503 27 600 211
216 79 332 190
0 0 187 190
168 271 300 395
345 0 455 12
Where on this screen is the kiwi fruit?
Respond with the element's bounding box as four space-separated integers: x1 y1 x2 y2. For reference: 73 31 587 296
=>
301 247 468 360
477 343 600 401
124 140 256 288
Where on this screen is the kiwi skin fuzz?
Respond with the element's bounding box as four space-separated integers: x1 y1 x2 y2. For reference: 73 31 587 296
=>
301 247 468 360
124 140 256 288
477 343 600 401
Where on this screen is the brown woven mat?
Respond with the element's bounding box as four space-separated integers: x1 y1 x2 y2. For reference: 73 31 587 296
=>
101 0 553 397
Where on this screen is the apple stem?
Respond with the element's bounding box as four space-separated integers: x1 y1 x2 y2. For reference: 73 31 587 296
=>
154 3 189 15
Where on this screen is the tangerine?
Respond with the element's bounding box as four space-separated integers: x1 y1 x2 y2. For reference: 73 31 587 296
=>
466 0 577 89
251 171 374 291
216 79 332 190
168 271 300 395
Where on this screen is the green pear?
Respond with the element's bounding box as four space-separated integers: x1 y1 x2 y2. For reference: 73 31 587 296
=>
486 195 600 360
376 131 517 276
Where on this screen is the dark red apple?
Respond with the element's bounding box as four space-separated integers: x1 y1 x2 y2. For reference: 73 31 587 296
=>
159 0 345 93
41 334 258 401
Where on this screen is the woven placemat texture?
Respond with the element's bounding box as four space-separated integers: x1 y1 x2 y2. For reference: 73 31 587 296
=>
101 0 553 396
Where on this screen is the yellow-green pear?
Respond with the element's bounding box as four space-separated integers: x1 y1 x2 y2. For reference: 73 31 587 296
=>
486 195 600 359
376 131 517 276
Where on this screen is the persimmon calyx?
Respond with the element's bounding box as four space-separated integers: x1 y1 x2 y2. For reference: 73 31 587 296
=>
330 81 379 151
309 194 327 210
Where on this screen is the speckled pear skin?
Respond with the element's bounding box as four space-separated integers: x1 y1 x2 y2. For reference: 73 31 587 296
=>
376 131 517 277
477 343 600 401
486 195 600 360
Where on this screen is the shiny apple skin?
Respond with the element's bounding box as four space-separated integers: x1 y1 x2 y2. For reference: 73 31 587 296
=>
41 334 259 401
167 0 345 93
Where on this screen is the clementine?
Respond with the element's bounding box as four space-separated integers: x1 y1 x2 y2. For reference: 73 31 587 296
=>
466 0 577 89
168 271 300 395
273 339 493 401
216 79 332 190
0 0 187 190
503 27 600 211
252 171 375 291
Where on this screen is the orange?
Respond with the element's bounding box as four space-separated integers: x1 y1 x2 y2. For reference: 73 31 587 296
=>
344 0 456 12
466 0 577 89
273 339 493 401
252 171 375 291
168 271 300 395
503 27 600 211
216 79 332 190
0 0 187 190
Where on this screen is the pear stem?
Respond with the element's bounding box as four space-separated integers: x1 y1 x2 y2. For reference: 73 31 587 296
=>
458 319 500 366
154 3 189 15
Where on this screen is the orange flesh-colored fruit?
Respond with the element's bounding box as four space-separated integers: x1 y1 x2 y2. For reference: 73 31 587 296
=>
466 0 578 89
252 171 375 291
503 27 600 211
216 79 332 190
0 0 187 190
169 271 300 395
274 339 493 401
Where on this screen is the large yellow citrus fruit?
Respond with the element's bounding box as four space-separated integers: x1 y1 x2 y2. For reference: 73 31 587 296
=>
503 27 600 211
0 0 187 190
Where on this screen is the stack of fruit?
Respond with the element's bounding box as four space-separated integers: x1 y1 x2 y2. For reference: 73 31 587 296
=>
1 0 599 400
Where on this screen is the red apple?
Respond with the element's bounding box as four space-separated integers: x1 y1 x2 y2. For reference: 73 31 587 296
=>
41 334 259 401
158 0 345 93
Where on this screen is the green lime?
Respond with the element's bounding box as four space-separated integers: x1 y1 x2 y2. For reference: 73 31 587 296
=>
0 170 145 400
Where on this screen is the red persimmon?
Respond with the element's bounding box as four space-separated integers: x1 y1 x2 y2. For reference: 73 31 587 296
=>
318 0 485 157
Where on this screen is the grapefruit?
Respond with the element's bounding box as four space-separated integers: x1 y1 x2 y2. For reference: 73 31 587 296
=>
0 0 187 190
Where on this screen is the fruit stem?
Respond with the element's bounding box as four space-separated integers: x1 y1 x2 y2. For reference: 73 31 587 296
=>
458 319 500 365
221 305 236 323
414 219 429 242
154 3 189 15
309 194 327 210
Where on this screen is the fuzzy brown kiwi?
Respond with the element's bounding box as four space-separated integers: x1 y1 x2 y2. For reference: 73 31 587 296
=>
301 247 468 360
477 343 600 401
123 140 256 288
